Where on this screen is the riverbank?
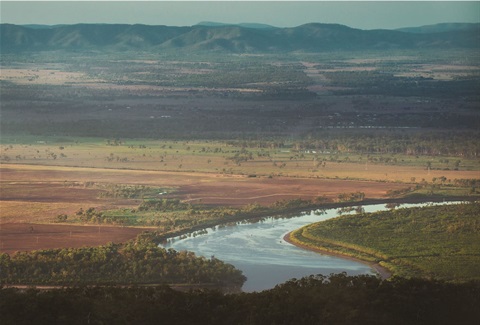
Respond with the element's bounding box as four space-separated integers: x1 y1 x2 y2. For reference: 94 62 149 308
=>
284 200 480 282
283 232 392 279
281 197 477 280
157 195 477 243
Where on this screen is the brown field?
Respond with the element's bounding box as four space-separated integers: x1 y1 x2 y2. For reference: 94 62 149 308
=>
0 223 147 255
0 163 410 213
0 163 410 253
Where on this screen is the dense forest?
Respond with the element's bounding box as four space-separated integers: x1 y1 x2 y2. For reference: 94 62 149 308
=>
2 273 479 324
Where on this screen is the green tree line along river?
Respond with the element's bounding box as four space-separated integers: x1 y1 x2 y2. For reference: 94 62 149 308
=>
0 237 245 290
290 202 480 281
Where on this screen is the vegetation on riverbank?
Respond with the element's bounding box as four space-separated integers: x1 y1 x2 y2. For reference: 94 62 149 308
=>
289 202 480 281
2 273 479 324
55 196 328 229
0 236 246 290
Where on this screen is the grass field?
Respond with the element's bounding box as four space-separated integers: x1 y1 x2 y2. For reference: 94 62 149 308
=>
2 135 478 181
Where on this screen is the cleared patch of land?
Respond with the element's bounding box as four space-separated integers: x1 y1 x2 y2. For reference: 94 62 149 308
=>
0 68 96 85
0 223 146 255
0 163 408 213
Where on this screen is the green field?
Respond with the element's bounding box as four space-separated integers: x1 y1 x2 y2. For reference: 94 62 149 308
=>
290 202 480 281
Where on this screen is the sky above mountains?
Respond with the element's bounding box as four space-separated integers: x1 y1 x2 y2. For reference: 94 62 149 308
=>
1 1 479 30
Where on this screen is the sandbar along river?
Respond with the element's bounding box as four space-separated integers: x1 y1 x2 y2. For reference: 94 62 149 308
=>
162 202 455 292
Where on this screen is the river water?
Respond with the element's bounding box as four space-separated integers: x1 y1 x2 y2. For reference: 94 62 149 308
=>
162 202 455 292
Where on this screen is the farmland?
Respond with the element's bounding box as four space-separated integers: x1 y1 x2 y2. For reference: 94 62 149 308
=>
1 47 479 258
0 161 411 253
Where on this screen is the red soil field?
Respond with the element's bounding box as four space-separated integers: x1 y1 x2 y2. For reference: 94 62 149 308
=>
0 223 147 255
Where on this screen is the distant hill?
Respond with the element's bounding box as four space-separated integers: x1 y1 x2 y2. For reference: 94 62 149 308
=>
196 21 278 30
397 22 480 34
22 24 69 29
1 22 479 53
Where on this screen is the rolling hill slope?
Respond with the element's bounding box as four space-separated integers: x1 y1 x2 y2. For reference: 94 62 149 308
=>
1 22 479 53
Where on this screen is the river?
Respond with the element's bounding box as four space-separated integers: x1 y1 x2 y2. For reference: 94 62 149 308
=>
162 201 456 292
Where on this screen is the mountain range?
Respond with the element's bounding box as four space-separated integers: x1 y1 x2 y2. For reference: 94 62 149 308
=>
1 22 479 53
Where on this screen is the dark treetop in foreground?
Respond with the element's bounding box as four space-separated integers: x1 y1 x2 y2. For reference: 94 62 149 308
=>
1 274 479 325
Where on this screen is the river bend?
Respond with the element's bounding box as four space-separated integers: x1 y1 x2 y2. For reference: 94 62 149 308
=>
163 202 454 292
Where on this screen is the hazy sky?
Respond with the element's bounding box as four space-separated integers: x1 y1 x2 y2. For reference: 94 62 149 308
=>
1 1 479 30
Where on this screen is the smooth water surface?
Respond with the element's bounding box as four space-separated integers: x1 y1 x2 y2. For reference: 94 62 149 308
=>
163 202 455 292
